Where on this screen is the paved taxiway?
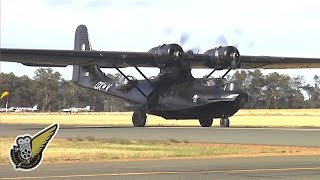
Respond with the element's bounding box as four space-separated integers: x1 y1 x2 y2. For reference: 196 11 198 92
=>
1 156 320 179
2 124 320 146
2 124 320 179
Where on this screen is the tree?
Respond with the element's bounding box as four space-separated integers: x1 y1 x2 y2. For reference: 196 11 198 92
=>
303 75 320 108
0 73 36 107
229 70 305 108
33 68 62 111
12 75 36 107
246 70 266 108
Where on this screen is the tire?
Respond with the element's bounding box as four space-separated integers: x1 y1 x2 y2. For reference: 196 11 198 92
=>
199 118 213 127
220 117 230 127
132 110 147 127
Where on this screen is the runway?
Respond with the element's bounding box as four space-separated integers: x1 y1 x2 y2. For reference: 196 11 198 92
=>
1 156 320 179
2 124 320 179
2 124 320 146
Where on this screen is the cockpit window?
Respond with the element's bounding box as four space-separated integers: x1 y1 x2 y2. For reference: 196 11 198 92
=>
201 78 241 91
126 76 137 82
115 75 138 92
201 79 216 86
201 78 225 87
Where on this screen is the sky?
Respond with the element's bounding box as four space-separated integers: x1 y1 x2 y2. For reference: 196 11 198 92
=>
1 0 320 85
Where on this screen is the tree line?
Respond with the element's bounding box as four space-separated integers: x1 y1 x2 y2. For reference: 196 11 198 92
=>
0 68 319 111
228 70 319 109
0 68 125 112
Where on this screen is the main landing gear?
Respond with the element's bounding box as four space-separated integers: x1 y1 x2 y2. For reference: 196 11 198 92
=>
199 118 213 127
198 116 230 127
132 109 147 127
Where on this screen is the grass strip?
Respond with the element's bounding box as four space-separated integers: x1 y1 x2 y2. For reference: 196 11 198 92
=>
1 111 320 127
1 137 320 165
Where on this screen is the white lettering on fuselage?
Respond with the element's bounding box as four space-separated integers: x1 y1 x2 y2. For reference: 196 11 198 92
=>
93 81 113 92
192 94 199 103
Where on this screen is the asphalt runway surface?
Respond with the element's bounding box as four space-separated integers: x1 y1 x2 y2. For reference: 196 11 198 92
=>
1 156 320 179
2 124 320 146
1 124 320 179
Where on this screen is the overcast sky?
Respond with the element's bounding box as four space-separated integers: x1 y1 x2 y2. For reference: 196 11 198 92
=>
1 0 320 84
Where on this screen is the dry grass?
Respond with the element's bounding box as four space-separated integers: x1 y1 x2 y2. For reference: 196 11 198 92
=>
1 137 320 165
1 109 320 127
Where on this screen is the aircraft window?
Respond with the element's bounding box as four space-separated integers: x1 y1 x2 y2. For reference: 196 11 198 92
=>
201 79 215 86
115 76 137 92
127 76 136 81
201 78 231 90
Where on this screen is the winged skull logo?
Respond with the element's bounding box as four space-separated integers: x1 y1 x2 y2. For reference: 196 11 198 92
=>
9 124 59 171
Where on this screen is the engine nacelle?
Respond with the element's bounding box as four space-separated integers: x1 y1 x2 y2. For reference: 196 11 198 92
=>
148 44 184 67
204 46 240 69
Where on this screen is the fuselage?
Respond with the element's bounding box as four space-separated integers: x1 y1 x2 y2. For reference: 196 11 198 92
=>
149 78 248 119
72 65 248 120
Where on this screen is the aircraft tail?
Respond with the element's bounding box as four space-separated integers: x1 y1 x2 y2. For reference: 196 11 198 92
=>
72 25 90 83
84 106 90 111
72 25 115 95
32 105 39 111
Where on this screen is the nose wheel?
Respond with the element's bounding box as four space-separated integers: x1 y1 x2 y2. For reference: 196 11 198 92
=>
132 109 147 127
220 116 230 127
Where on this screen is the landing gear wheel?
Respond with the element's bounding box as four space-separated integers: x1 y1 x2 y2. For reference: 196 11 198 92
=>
220 117 230 127
132 110 147 127
199 118 213 127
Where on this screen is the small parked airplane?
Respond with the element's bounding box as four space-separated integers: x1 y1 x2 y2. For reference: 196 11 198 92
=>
61 106 91 113
0 105 39 112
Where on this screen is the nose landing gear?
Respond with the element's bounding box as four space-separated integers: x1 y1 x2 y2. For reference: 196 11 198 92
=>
220 116 230 127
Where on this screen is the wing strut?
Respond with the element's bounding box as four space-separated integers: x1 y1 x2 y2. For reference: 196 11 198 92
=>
221 68 232 79
205 69 216 78
134 66 164 97
134 66 154 88
113 65 147 98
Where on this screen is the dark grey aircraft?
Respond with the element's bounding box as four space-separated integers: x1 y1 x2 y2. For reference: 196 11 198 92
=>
1 25 320 127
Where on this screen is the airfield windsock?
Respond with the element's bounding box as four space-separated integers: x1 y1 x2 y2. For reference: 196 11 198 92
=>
0 91 10 99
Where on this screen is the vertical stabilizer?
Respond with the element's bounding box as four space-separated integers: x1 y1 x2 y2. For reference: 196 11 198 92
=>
74 25 90 51
72 25 90 83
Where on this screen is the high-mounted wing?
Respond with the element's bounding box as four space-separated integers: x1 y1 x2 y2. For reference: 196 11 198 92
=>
0 48 155 68
239 55 320 69
1 47 320 69
2 24 320 70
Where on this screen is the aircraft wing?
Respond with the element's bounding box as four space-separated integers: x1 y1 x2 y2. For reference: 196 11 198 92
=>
1 48 320 69
239 55 320 69
0 48 155 68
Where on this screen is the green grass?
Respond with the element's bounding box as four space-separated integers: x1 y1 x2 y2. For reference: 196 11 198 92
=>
1 137 320 164
1 110 320 127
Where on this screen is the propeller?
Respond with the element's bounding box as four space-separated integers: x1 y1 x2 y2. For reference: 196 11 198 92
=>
179 33 190 45
215 28 255 49
215 33 240 48
179 33 202 54
215 34 229 46
163 27 255 54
